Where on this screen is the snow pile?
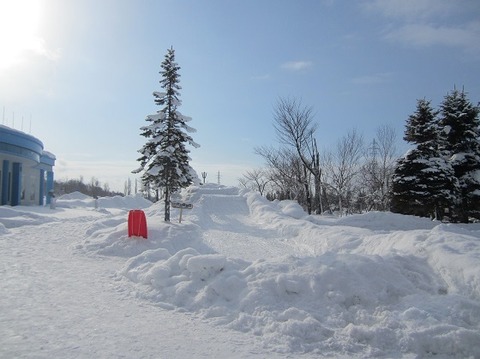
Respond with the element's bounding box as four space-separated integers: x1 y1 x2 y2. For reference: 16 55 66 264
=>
0 222 8 234
98 194 152 209
57 192 152 209
276 199 307 219
2 184 479 357
77 185 480 357
0 205 58 228
57 191 91 201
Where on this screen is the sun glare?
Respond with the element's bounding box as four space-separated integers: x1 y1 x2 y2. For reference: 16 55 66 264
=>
0 0 42 69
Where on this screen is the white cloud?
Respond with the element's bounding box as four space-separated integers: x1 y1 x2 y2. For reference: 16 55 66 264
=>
363 0 480 55
384 22 480 53
30 38 62 62
281 61 313 72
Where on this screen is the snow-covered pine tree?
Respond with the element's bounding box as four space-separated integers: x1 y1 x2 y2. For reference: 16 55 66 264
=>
404 98 438 144
391 99 459 220
391 148 458 219
439 88 480 222
134 47 199 221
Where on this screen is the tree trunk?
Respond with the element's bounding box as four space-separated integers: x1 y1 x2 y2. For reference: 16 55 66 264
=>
164 185 170 222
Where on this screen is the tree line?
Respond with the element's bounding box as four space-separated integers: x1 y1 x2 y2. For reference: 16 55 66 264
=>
241 89 480 222
54 177 123 198
124 46 479 224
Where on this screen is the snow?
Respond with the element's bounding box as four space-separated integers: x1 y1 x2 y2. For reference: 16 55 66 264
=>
146 112 166 122
1 184 480 358
153 91 166 98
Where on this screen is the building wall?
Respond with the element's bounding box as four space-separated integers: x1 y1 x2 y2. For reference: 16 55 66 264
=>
0 125 55 206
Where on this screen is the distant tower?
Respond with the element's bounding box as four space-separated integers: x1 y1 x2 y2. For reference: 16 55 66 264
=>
217 171 221 185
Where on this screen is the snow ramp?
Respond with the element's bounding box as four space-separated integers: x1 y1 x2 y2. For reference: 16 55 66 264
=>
185 185 312 261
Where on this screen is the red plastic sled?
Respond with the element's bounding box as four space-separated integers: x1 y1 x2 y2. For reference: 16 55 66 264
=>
128 210 148 239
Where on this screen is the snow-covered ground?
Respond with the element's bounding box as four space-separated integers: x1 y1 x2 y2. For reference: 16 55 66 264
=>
1 184 479 358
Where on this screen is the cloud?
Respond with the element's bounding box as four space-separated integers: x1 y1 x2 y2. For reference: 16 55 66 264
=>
281 61 313 72
384 22 480 53
363 0 480 55
30 38 62 62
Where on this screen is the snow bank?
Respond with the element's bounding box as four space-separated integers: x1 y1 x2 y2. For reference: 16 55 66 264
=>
79 185 480 357
0 205 58 228
57 192 152 209
5 185 476 357
98 194 152 209
276 199 307 219
58 191 91 200
0 222 8 234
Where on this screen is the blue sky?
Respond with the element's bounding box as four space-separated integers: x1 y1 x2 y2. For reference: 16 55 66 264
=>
1 0 479 191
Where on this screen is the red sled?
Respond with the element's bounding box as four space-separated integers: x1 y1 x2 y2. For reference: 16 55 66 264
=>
128 210 148 239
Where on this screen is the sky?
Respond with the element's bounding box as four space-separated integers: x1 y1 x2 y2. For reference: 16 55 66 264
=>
1 0 479 192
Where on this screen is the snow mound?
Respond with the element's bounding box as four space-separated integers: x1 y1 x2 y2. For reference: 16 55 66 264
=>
335 211 438 231
120 244 479 356
57 192 152 210
0 206 58 228
0 222 8 234
58 191 90 200
99 194 152 209
79 185 480 357
277 200 307 219
181 184 241 203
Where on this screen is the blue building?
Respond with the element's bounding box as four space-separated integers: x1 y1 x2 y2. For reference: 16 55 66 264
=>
0 125 56 206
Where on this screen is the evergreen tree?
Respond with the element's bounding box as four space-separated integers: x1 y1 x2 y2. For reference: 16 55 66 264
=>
391 99 459 220
391 148 458 219
134 47 199 221
439 88 480 222
404 98 438 145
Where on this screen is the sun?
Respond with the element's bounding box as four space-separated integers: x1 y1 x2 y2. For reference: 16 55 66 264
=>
0 0 42 70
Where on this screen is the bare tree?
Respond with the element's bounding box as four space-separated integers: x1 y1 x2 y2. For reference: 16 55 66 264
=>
124 178 132 196
324 129 364 214
360 125 398 211
239 168 271 195
255 146 304 200
311 137 323 214
375 124 398 210
271 97 319 213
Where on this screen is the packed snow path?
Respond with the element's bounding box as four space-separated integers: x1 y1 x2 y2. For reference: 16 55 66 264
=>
0 207 279 358
1 185 480 358
195 188 313 261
